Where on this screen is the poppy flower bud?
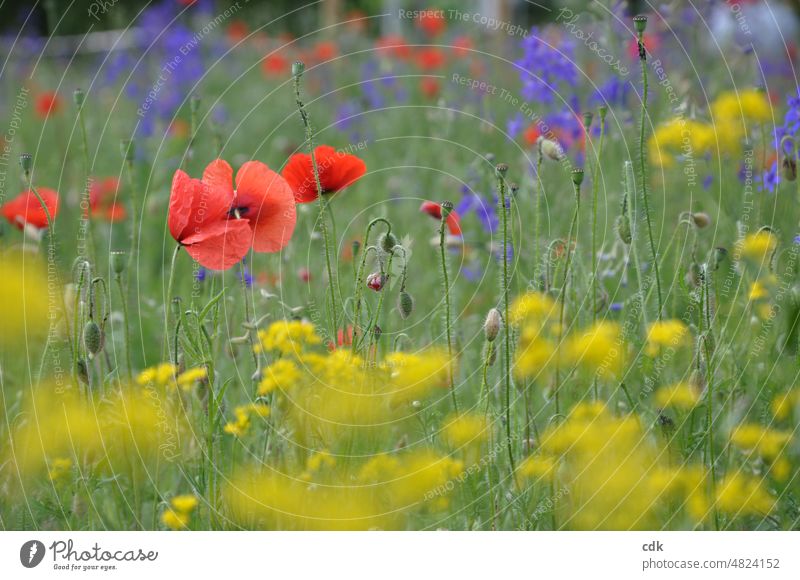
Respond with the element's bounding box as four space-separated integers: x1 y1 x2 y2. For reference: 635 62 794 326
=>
83 320 103 356
73 88 85 108
537 138 564 161
633 15 648 35
351 239 361 259
378 232 398 253
598 105 608 120
782 156 797 182
19 153 33 174
366 272 386 291
711 247 728 271
509 182 519 197
76 359 89 385
615 214 632 245
372 325 382 340
110 251 126 275
190 94 201 114
691 212 711 228
120 139 135 162
439 201 454 220
292 61 305 77
484 308 502 342
571 168 585 187
583 111 593 130
495 163 508 178
398 291 414 319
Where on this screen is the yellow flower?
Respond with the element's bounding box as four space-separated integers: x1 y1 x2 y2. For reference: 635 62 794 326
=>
730 424 792 461
712 89 771 124
385 349 451 405
48 457 73 482
255 320 321 355
176 367 207 391
770 390 799 420
136 362 177 387
170 494 198 513
161 509 189 530
223 403 270 437
715 471 775 516
258 359 301 396
0 252 50 348
563 321 623 377
517 455 557 483
654 382 699 410
513 337 556 379
442 413 489 452
649 118 715 167
737 231 777 263
306 450 336 472
509 292 557 326
645 320 690 356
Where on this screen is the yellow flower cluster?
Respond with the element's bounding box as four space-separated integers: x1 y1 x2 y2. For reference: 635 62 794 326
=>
515 402 776 529
731 423 793 480
136 363 207 391
737 231 777 264
771 389 800 420
654 382 700 410
711 89 772 124
645 319 691 356
225 449 464 530
254 319 321 355
161 494 199 530
0 252 50 349
223 403 271 437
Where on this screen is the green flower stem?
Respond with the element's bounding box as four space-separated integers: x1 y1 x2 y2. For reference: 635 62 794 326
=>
637 32 663 320
439 211 458 413
163 245 181 361
293 67 339 343
352 218 392 354
534 143 544 287
76 103 96 262
115 273 133 383
496 169 514 474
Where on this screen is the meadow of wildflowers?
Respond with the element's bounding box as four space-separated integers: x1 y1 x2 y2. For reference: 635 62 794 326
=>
1 0 800 536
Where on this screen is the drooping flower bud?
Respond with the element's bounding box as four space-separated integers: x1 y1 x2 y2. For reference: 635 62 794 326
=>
83 320 103 356
509 182 519 197
691 212 711 229
366 272 386 291
711 247 728 271
484 308 502 342
76 359 89 385
398 291 414 319
782 156 797 182
378 232 398 253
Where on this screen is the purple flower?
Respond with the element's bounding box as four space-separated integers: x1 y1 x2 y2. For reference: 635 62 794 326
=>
516 27 578 106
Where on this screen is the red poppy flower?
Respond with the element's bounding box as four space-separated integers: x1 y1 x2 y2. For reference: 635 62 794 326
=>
523 124 541 146
375 35 412 60
262 53 290 77
420 201 461 236
169 160 296 270
2 188 59 230
415 47 446 71
89 177 126 222
314 41 338 62
417 9 446 37
282 145 366 204
35 92 62 118
227 20 249 43
327 325 354 351
420 77 440 99
628 32 660 59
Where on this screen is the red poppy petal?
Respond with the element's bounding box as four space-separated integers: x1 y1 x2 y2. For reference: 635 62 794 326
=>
446 211 462 236
419 201 442 219
168 170 197 241
282 152 317 203
202 159 234 195
182 218 251 271
326 153 367 193
234 161 297 253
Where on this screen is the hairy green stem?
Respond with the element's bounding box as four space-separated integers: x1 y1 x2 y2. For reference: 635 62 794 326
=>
439 212 458 413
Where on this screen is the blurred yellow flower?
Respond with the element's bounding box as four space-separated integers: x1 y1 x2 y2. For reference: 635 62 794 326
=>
654 382 700 410
0 252 51 348
258 358 301 395
712 89 771 123
645 319 690 356
715 471 775 516
255 319 321 355
737 231 777 263
563 321 623 377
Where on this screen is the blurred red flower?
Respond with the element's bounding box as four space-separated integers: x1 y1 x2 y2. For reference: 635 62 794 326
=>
420 77 440 99
2 188 59 230
375 34 412 60
262 53 290 77
415 47 446 71
35 92 62 118
420 201 462 235
417 9 446 37
282 145 366 204
89 177 127 222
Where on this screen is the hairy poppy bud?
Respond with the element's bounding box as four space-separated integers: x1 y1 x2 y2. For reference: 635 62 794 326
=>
351 239 361 259
83 320 103 356
712 247 728 271
571 168 585 187
495 163 509 178
366 272 386 291
110 251 126 275
292 61 305 77
509 182 519 196
485 343 497 366
378 232 397 253
19 154 33 174
691 212 711 229
782 156 797 182
439 201 454 220
615 215 632 245
538 138 564 161
120 139 135 162
484 308 502 342
398 291 414 319
73 88 85 108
